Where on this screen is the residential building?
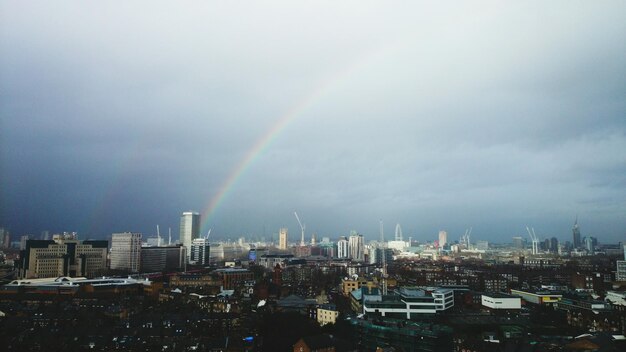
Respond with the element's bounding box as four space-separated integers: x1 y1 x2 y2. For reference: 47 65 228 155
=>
279 228 288 250
190 238 210 265
348 232 364 262
337 237 348 259
180 211 200 261
316 304 339 326
110 232 142 272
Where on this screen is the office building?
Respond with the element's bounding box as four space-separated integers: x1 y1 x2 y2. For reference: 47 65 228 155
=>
180 211 200 261
481 293 522 310
438 230 447 248
512 236 524 249
348 232 364 261
190 238 211 265
17 234 108 279
278 228 288 250
110 232 142 272
140 245 185 272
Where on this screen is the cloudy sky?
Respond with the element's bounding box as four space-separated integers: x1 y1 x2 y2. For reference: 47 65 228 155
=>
1 1 625 244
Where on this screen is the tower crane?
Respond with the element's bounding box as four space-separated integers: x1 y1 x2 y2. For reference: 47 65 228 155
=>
294 212 306 246
526 226 539 255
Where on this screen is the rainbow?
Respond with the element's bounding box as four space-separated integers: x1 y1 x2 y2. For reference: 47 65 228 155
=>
199 47 392 234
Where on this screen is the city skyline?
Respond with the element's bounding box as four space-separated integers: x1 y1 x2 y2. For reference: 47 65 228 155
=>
1 2 625 243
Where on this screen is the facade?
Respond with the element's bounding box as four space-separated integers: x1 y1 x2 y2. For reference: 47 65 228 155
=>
18 235 108 279
337 237 349 259
616 260 626 282
438 230 447 248
348 233 364 262
278 228 288 250
110 232 142 272
481 293 522 309
180 212 200 261
363 287 454 319
140 245 185 272
190 238 210 265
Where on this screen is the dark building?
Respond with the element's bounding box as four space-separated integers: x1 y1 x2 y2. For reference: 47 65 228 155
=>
350 317 453 352
140 245 185 273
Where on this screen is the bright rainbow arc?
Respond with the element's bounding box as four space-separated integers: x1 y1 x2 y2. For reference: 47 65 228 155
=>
200 45 394 235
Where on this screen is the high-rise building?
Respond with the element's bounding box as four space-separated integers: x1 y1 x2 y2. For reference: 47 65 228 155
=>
512 236 524 249
348 232 365 261
572 217 581 249
278 228 288 250
17 234 108 279
0 228 9 249
180 211 200 261
191 238 211 265
584 236 595 253
337 237 349 259
110 232 142 272
438 231 447 248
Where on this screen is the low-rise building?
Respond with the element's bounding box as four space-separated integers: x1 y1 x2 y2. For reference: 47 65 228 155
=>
363 287 454 319
481 293 521 310
510 289 562 305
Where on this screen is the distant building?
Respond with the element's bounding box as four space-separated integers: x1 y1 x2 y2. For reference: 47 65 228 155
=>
110 232 142 272
17 235 108 279
348 232 364 261
140 245 185 272
512 236 524 249
278 228 288 250
180 211 200 261
616 260 626 282
337 236 349 259
572 217 582 248
476 240 489 250
438 231 447 248
584 236 596 253
190 238 210 265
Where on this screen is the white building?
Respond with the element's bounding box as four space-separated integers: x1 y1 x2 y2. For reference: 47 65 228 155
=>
179 212 200 261
481 293 521 309
337 237 349 259
363 287 454 319
110 232 142 272
348 233 364 261
438 230 447 248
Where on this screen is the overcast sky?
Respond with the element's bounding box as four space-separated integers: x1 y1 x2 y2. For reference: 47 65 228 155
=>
1 1 625 244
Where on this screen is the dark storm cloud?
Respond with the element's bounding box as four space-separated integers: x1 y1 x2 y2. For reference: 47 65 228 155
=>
1 1 625 243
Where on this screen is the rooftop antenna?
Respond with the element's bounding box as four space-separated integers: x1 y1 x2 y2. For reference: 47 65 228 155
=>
294 211 306 246
156 225 161 247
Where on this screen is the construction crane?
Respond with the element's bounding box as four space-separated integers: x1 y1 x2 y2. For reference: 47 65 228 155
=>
526 226 539 255
205 228 212 240
294 211 306 246
380 220 388 295
461 227 472 249
395 223 403 241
